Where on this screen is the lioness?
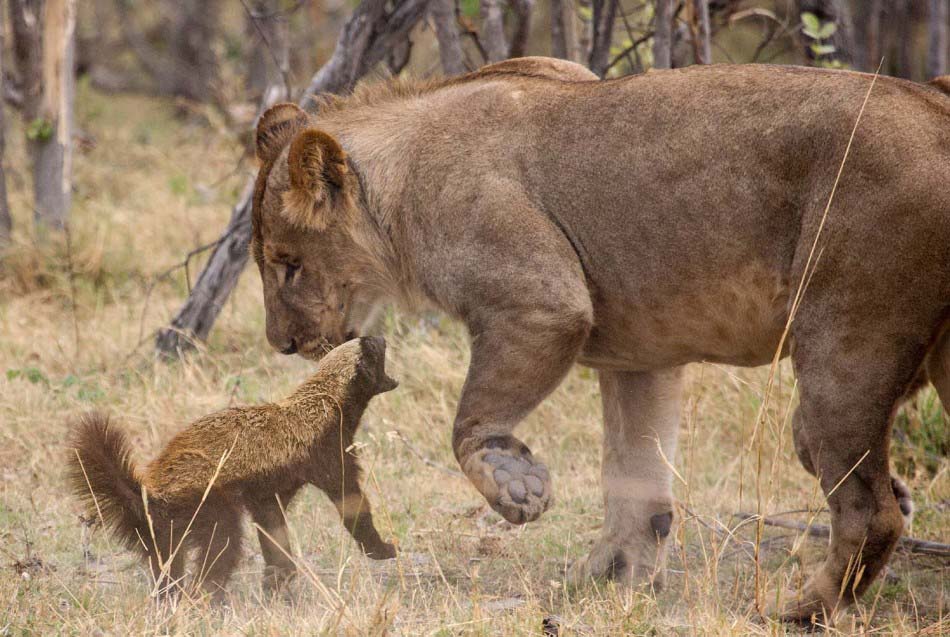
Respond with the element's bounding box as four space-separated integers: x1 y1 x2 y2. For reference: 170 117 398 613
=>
249 57 950 621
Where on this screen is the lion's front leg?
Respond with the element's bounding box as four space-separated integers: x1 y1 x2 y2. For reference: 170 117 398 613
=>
568 367 683 588
452 308 591 525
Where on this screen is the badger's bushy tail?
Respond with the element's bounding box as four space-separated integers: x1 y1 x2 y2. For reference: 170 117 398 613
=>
67 412 150 552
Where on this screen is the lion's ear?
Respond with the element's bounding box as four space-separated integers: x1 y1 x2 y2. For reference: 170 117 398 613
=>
255 103 310 164
283 128 349 230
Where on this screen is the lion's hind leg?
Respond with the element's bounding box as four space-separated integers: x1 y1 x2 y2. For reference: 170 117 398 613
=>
777 324 933 622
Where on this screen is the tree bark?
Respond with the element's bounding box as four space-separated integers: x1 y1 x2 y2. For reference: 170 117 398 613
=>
480 0 508 63
31 0 75 231
928 0 948 78
588 0 618 76
693 0 711 64
431 0 466 75
652 0 673 69
156 0 431 356
551 0 579 62
0 7 11 246
509 0 534 59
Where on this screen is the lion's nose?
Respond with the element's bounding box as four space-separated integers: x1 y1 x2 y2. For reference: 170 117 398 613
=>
280 339 298 355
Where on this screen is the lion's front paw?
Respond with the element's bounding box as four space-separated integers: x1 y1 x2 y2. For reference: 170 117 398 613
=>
461 436 551 524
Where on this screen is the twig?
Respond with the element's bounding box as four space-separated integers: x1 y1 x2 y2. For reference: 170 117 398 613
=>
137 231 232 344
393 430 463 478
734 513 950 558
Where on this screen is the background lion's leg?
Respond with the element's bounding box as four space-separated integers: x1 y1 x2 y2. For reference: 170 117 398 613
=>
567 367 683 588
777 333 927 622
926 325 950 412
452 306 591 525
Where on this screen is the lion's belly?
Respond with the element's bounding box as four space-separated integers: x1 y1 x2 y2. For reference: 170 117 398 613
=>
578 264 791 371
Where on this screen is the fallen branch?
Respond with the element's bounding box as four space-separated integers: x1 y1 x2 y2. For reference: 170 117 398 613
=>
734 512 950 558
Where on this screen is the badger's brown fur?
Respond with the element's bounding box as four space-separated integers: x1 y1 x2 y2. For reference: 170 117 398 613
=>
67 337 397 600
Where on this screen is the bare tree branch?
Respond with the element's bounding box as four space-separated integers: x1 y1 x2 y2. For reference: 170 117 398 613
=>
735 512 950 558
431 0 466 75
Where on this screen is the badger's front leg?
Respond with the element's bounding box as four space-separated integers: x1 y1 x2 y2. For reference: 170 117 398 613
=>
452 305 591 524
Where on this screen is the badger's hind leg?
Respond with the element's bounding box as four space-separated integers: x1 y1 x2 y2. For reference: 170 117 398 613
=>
144 516 186 602
190 502 243 602
247 488 301 593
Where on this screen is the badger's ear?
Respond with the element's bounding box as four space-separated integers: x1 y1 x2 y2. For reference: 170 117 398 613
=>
255 103 310 164
283 128 349 230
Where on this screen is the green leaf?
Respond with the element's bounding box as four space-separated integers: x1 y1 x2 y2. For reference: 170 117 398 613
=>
811 43 836 56
6 369 21 380
801 12 821 34
25 118 53 142
817 22 838 39
577 5 592 21
460 0 479 18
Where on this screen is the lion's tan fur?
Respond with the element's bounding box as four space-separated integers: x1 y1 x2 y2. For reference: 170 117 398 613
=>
249 58 950 621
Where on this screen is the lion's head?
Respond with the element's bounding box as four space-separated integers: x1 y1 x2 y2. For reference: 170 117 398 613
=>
250 103 384 360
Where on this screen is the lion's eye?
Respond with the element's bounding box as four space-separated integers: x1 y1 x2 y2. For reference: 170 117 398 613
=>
284 262 300 283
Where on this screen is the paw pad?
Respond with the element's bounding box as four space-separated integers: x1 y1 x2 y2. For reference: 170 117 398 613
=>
465 442 552 524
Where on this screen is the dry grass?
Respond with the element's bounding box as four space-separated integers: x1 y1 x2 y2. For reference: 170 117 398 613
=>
0 86 947 636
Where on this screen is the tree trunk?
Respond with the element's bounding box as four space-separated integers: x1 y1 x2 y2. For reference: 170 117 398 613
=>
509 0 534 59
480 0 508 63
551 0 579 62
852 0 882 72
928 0 948 78
693 0 711 64
653 0 673 69
588 0 618 76
156 0 431 356
0 12 10 246
31 0 75 231
431 0 466 75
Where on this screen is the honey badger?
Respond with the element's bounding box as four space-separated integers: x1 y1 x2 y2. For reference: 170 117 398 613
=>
68 337 397 600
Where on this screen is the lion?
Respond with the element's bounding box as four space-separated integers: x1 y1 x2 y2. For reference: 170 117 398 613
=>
249 57 950 622
68 337 397 600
